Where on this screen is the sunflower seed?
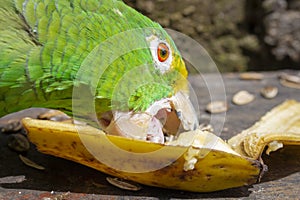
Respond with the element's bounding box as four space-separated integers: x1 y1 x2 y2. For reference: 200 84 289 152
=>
239 72 264 80
19 155 45 170
206 101 228 113
280 79 300 89
260 86 278 99
279 73 300 84
279 73 300 89
232 90 255 105
106 177 141 191
0 175 26 184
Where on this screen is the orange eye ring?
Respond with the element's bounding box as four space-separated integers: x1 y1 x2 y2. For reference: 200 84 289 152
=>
157 43 170 62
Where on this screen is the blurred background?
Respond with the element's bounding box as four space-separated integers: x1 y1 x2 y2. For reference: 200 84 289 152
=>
124 0 300 72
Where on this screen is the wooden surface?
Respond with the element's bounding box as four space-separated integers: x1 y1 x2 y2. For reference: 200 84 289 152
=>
0 70 300 199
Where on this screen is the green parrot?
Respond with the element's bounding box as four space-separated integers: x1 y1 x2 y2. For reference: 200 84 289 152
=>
0 0 198 143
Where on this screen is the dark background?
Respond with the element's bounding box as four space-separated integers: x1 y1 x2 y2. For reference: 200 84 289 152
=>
124 0 300 72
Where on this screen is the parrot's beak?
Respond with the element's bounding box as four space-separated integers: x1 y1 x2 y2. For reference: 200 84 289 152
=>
168 91 199 132
150 91 199 141
99 91 199 144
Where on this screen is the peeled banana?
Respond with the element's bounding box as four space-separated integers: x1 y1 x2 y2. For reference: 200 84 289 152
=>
23 100 300 192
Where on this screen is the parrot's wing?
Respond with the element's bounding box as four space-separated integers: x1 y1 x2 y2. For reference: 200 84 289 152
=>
0 0 39 88
0 0 132 115
0 0 44 113
0 0 170 120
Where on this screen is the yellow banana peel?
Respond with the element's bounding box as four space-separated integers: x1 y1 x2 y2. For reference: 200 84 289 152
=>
23 100 300 192
228 100 300 159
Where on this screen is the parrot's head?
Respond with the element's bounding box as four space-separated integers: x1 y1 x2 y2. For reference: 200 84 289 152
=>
94 27 198 144
76 2 199 143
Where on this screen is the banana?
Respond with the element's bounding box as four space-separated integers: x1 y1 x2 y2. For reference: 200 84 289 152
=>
23 100 300 192
24 119 262 192
228 100 300 159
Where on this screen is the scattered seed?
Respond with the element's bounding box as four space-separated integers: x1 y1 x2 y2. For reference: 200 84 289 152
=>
19 154 45 170
279 73 300 84
232 90 255 105
280 79 300 89
260 86 278 99
206 101 228 113
239 72 264 80
279 73 300 89
7 134 30 152
106 177 142 191
0 175 26 184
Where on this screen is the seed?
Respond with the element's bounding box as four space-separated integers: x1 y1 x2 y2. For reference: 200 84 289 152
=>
206 101 228 113
260 86 278 99
279 73 300 89
232 90 255 105
280 79 300 89
19 154 45 170
0 175 26 184
279 73 300 84
239 72 264 80
106 177 141 191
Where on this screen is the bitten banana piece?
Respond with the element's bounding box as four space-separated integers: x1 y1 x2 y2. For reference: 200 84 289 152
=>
23 118 262 192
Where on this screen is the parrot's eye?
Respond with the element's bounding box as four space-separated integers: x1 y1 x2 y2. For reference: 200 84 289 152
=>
147 35 173 74
157 43 170 62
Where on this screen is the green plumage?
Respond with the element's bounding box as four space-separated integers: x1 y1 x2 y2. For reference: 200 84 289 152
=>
0 0 184 118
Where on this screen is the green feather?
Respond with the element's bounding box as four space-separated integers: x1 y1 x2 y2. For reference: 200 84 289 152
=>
0 0 184 119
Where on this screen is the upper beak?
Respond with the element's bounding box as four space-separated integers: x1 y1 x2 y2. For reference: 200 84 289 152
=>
163 91 199 136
